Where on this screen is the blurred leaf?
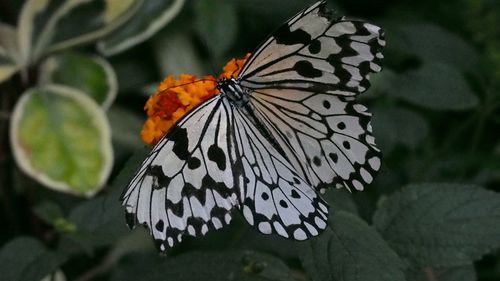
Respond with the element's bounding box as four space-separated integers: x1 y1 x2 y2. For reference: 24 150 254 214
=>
0 237 66 281
40 52 117 109
40 270 67 281
68 188 129 247
33 201 76 234
111 251 304 281
17 0 136 63
388 22 480 69
108 105 144 150
380 64 479 111
153 22 206 76
406 264 476 281
372 106 429 153
300 211 405 281
98 0 185 56
0 22 20 83
195 0 238 59
322 188 359 215
373 184 500 268
10 84 113 197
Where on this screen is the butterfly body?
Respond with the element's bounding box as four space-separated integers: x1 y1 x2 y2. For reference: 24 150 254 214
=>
121 1 385 252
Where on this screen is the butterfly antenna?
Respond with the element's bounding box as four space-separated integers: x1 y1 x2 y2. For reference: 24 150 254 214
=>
157 78 217 93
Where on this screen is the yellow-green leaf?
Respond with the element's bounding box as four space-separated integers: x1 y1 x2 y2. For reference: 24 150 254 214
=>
10 84 113 197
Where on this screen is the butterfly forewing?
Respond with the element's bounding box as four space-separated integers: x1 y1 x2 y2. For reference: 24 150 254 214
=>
121 96 240 251
239 1 385 96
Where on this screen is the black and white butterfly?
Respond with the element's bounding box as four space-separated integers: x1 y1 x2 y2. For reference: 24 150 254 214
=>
121 0 385 252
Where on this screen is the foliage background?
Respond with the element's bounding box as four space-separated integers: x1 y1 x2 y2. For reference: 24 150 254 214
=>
1 0 500 280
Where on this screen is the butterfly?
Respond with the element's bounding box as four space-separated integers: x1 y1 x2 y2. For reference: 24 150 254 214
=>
121 0 385 252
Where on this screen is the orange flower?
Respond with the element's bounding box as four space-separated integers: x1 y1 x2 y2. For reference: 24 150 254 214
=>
140 54 251 145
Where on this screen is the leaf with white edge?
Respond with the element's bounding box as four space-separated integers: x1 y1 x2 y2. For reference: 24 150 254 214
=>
381 64 479 111
40 52 117 108
388 22 480 69
372 106 429 153
111 251 303 281
98 0 185 56
195 0 238 59
406 265 476 281
0 237 66 281
10 85 113 197
300 211 406 281
373 184 500 268
0 23 20 83
17 0 138 64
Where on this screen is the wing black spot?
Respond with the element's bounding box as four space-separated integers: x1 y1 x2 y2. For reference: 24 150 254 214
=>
323 100 331 109
208 144 226 170
291 189 301 199
308 39 321 54
261 192 269 200
293 177 300 184
171 127 189 160
294 60 322 78
337 122 346 130
313 156 321 166
343 141 351 149
155 220 164 231
187 157 201 169
274 26 311 45
279 200 288 208
329 152 338 163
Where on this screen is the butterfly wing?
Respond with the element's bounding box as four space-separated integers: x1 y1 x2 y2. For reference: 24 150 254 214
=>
237 1 384 191
232 107 329 240
239 0 385 96
249 89 381 192
121 96 240 252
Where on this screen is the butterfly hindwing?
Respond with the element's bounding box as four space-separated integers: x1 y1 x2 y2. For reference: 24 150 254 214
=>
121 96 239 251
232 107 329 240
249 88 381 192
239 0 385 96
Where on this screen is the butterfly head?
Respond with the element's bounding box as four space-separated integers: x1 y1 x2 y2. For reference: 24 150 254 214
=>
217 77 249 107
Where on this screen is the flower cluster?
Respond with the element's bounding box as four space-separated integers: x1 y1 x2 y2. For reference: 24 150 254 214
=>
140 53 251 145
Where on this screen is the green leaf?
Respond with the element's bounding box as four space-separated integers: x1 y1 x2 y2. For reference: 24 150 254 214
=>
379 64 479 111
33 201 76 233
195 0 238 59
388 22 480 69
108 105 145 151
111 251 304 281
40 52 117 108
68 188 129 247
152 23 206 76
0 22 20 83
300 211 405 281
371 106 429 152
10 84 113 197
17 0 137 63
322 188 360 215
98 0 185 56
373 184 500 268
0 237 66 281
406 264 476 281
